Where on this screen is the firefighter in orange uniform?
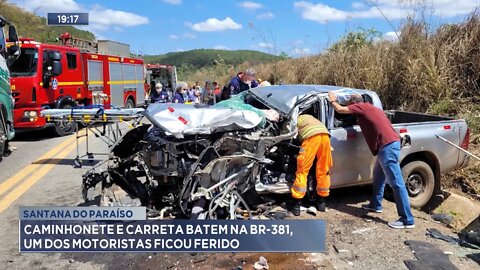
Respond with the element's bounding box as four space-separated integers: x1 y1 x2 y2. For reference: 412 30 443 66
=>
290 114 333 216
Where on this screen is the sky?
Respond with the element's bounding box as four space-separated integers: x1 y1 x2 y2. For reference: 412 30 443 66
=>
9 0 480 56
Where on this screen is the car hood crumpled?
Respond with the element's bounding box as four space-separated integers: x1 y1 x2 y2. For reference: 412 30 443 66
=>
145 103 263 137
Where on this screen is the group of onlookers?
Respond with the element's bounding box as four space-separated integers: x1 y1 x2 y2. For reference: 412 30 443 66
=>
149 68 271 105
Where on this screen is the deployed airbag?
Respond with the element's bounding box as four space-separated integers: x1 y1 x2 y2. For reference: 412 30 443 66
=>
145 103 263 137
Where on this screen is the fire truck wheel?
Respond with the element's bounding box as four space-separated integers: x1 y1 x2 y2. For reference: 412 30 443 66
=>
53 104 78 137
125 98 135 109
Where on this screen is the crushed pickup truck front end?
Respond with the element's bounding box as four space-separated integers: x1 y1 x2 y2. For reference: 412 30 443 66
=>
81 99 299 219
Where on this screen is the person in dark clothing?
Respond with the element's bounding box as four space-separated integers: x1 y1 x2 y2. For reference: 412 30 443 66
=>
209 85 231 104
221 86 231 100
228 68 259 95
328 91 414 229
173 85 186 103
150 83 169 103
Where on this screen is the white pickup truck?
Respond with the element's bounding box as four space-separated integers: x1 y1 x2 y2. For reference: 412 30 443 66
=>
80 84 470 218
249 85 470 208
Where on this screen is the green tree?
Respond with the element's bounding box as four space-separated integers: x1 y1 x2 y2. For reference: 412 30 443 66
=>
329 27 382 52
278 51 290 60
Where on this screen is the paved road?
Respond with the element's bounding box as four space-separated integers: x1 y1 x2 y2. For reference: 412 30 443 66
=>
0 126 116 269
1 126 478 270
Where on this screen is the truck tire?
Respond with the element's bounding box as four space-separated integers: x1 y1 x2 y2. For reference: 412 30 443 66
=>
401 161 435 208
125 98 135 109
53 104 77 137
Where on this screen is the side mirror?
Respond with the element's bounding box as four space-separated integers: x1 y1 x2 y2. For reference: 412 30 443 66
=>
52 61 62 76
49 51 62 61
7 44 19 55
8 25 18 42
6 44 20 68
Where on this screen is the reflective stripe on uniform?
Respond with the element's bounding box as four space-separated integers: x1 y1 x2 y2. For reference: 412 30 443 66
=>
297 115 329 141
292 185 307 193
301 125 328 140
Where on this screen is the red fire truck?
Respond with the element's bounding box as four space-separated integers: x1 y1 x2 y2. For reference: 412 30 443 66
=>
8 33 145 136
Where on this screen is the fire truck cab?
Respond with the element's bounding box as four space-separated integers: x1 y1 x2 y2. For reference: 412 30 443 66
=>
9 35 145 136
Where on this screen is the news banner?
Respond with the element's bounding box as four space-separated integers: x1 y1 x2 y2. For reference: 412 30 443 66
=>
19 207 326 252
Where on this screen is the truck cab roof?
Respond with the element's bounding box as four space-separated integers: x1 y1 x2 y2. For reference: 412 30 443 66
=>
248 84 383 116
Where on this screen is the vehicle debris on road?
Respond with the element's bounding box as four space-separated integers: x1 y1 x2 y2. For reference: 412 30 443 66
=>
253 256 269 270
431 213 454 226
404 240 458 270
426 228 480 249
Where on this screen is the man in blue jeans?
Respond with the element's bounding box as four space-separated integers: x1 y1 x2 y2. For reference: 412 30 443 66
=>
328 91 414 229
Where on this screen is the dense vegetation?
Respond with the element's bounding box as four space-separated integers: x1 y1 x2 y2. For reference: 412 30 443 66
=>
0 1 95 43
144 49 285 81
144 49 284 68
235 16 480 135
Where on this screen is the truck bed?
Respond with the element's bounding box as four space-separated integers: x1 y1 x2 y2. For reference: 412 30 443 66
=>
386 110 453 124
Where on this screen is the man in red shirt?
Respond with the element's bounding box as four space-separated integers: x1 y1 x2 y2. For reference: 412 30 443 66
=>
328 91 414 229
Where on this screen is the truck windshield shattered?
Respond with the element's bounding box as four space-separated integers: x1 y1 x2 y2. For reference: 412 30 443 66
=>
8 48 37 77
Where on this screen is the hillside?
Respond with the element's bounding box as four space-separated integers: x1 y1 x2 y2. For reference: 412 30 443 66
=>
0 1 95 43
144 49 284 68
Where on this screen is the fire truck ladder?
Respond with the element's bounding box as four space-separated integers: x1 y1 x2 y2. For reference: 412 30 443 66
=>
59 32 98 53
41 106 144 168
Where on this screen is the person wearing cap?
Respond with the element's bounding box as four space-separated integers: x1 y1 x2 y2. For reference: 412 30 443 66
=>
228 68 259 95
290 114 333 216
328 91 414 229
150 83 169 103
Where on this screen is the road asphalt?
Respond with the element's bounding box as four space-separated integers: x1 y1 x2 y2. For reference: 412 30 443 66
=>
0 124 478 270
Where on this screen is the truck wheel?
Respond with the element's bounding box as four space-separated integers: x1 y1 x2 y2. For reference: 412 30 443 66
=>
401 161 435 208
125 98 135 109
53 104 77 137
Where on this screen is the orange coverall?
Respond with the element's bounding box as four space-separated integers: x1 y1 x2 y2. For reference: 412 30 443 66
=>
291 115 333 199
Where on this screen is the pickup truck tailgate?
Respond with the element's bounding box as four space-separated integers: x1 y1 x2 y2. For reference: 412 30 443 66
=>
393 120 464 173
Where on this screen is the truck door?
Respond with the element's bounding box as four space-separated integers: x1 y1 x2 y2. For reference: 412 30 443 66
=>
86 59 104 105
122 63 136 107
108 61 123 108
62 51 83 101
328 103 376 187
41 49 60 103
134 64 144 105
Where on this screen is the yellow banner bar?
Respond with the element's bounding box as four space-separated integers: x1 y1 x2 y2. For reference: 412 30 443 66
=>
88 81 104 85
58 81 84 86
107 80 143 85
